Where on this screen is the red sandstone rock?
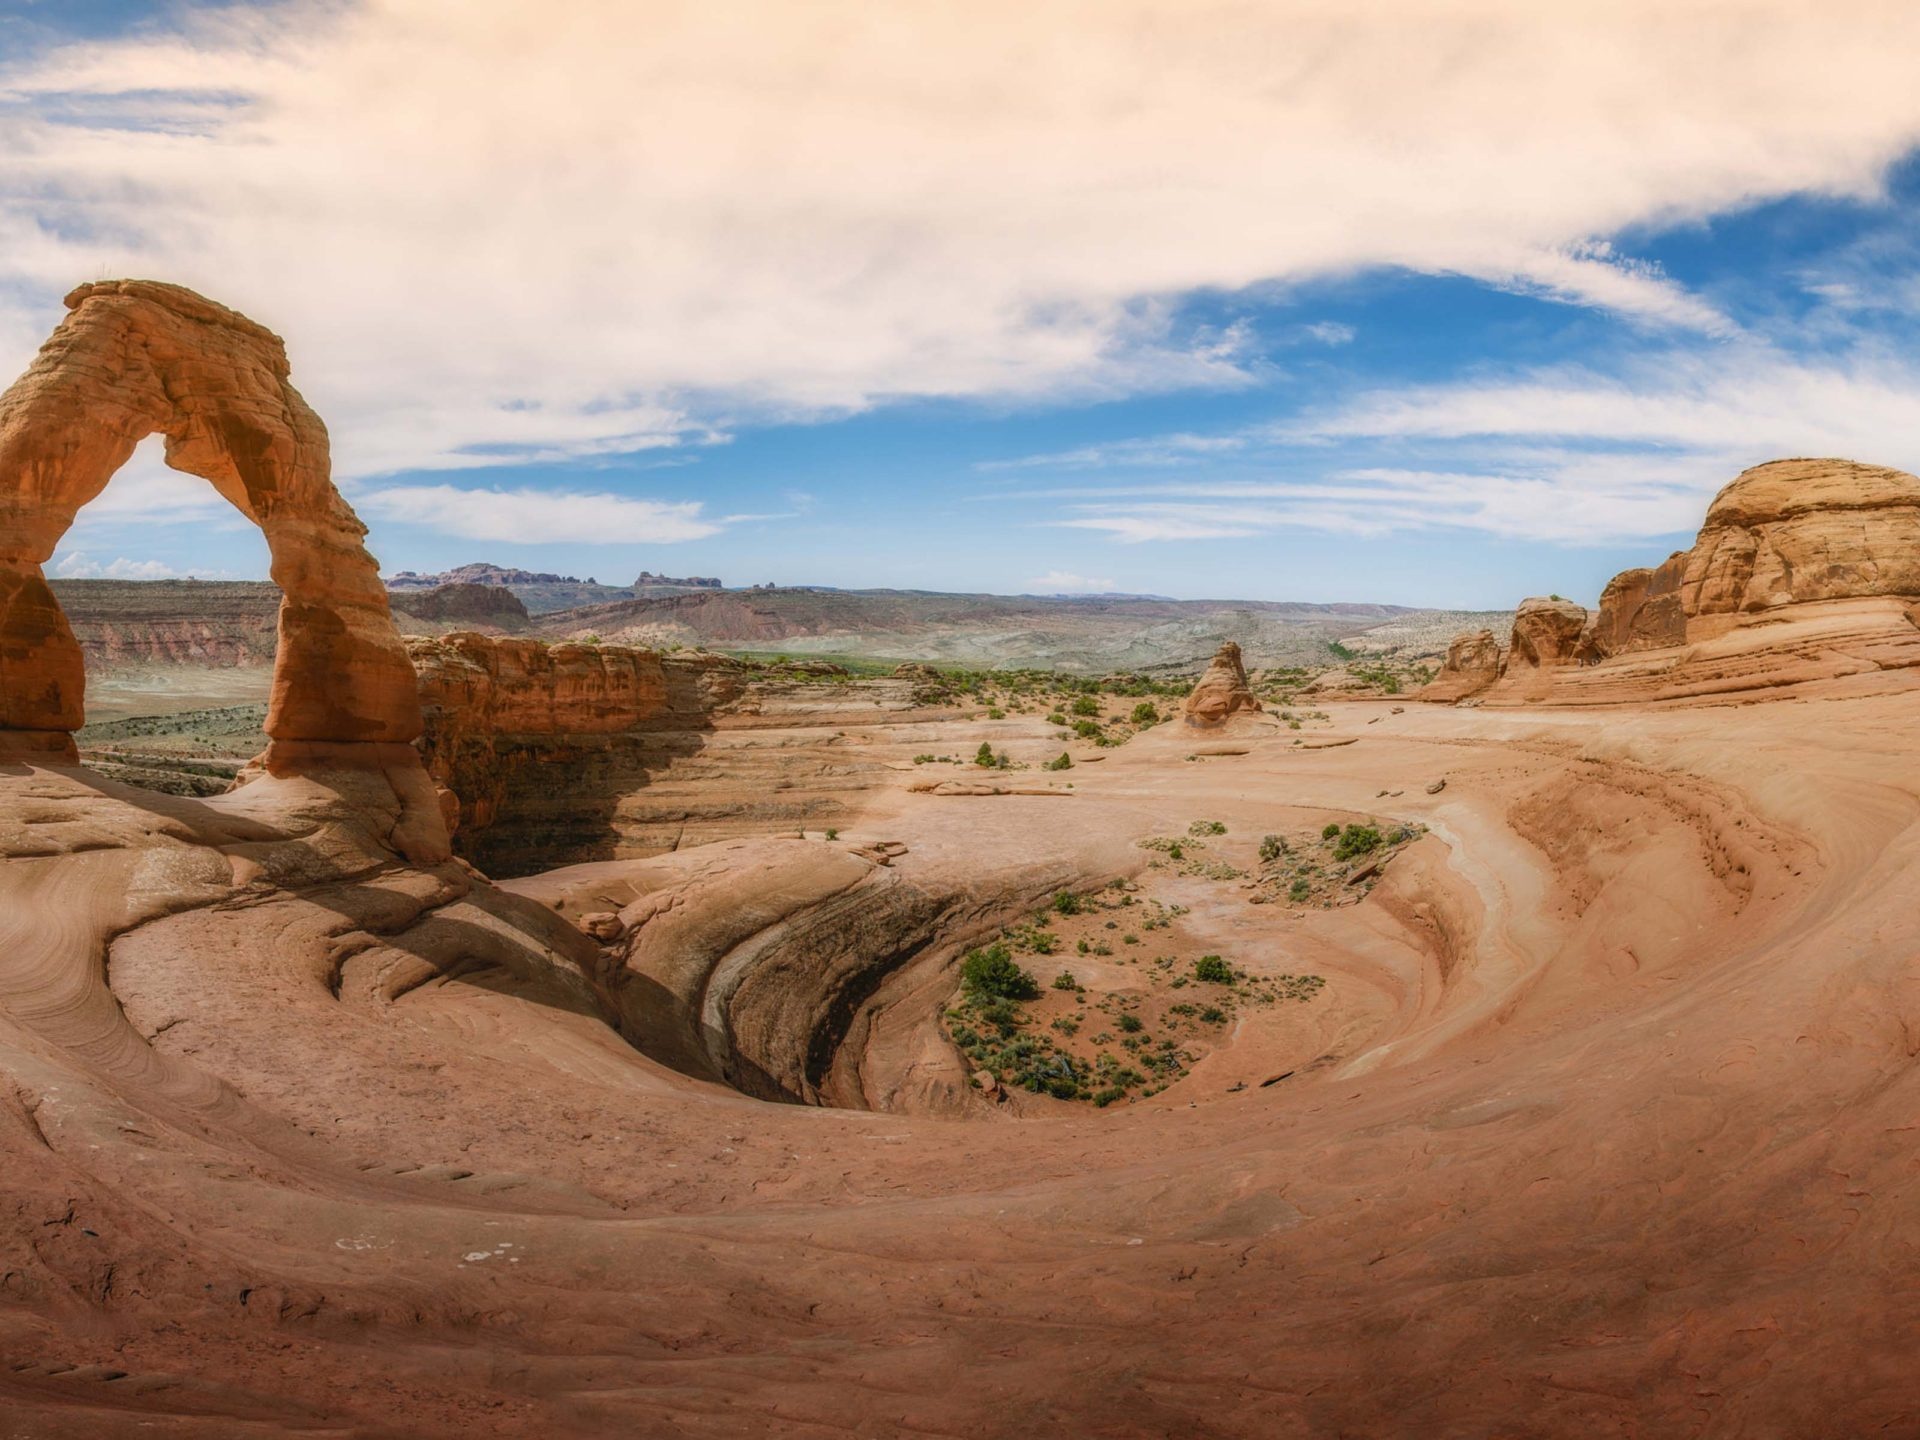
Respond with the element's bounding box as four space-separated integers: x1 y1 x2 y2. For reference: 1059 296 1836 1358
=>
0 281 421 758
1421 628 1502 702
1507 596 1589 669
1182 641 1261 724
1682 457 1920 623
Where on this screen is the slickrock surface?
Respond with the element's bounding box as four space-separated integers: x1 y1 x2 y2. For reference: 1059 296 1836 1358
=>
5 311 1920 1438
1426 457 1920 706
3 677 1919 1437
1182 639 1262 723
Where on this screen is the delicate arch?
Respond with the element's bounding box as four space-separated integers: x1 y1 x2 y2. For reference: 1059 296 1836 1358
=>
0 280 421 759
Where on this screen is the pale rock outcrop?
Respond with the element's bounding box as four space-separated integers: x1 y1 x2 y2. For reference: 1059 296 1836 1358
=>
1183 641 1261 724
1680 458 1920 625
1444 457 1920 707
1423 629 1503 702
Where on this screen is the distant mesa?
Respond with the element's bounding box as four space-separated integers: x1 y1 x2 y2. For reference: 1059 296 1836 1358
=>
388 563 724 591
388 580 531 634
1183 640 1262 724
1425 457 1920 706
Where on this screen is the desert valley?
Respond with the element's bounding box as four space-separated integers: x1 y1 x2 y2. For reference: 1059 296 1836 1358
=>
0 280 1916 1438
14 4 1920 1433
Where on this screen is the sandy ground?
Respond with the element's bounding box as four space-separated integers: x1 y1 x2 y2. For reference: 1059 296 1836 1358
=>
1 689 1917 1437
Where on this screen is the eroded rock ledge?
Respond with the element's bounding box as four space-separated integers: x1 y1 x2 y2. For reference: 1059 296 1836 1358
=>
1425 457 1920 705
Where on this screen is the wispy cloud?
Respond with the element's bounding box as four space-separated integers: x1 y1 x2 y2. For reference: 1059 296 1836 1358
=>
1015 341 1920 544
357 484 724 544
5 0 1917 480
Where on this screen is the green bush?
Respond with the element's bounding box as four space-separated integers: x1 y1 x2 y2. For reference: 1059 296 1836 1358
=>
1200 1006 1227 1023
824 828 839 840
1130 701 1160 725
1332 825 1383 862
975 741 996 767
1193 954 1233 984
1046 751 1073 770
1052 891 1082 915
1072 719 1102 739
1259 834 1285 862
1052 970 1079 991
1321 822 1340 840
1188 820 1227 837
1116 1013 1144 1033
1288 877 1311 902
1071 694 1101 717
961 944 1039 1000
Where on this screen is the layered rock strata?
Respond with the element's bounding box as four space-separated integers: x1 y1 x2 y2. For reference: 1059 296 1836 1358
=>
1425 458 1920 706
410 633 956 876
1183 640 1261 724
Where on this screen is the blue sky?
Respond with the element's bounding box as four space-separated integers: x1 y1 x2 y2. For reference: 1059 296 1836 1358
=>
9 2 1920 607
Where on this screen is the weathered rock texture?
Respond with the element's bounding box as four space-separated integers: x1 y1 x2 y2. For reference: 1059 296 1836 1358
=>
1424 457 1920 706
1423 628 1503 702
389 581 531 634
409 634 956 876
0 281 420 758
1183 640 1261 724
49 579 281 669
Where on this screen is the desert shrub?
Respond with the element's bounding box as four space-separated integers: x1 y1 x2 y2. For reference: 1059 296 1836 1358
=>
1116 1013 1144 1033
1288 878 1311 902
1259 834 1286 862
961 944 1039 1000
1321 822 1340 840
1092 1085 1127 1107
1046 751 1073 770
1052 970 1079 991
1332 825 1383 862
1071 694 1101 716
1053 891 1082 915
824 828 839 840
1200 1006 1227 1023
1072 719 1102 739
1193 954 1233 984
914 753 935 764
1188 820 1227 836
987 706 1005 719
975 741 996 767
1130 701 1160 725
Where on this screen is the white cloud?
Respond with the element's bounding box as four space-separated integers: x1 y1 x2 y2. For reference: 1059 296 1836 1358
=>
5 0 1919 478
1027 569 1118 592
53 552 189 579
356 484 723 544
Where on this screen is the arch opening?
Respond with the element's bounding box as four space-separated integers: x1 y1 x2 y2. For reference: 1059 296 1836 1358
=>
0 280 421 763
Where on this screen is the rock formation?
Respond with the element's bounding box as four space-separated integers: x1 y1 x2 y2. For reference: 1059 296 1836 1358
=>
1183 640 1261 724
1679 457 1920 621
1424 457 1920 706
388 580 531 634
1423 627 1503 701
0 281 422 761
1506 597 1589 670
0 281 445 860
408 633 957 875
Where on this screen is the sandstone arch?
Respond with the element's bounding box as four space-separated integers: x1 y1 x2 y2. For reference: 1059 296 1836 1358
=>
0 280 421 761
